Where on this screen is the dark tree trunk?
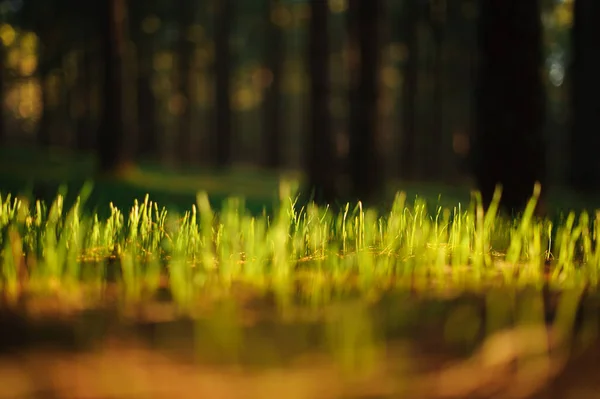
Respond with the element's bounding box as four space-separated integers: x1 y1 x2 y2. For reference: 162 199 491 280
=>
136 65 158 158
473 0 546 215
0 45 4 144
347 0 383 203
37 74 53 147
427 0 446 179
263 0 283 169
399 0 419 181
75 41 96 151
97 0 130 174
569 0 600 193
306 0 336 204
213 0 233 168
36 31 62 148
176 0 195 164
130 0 158 159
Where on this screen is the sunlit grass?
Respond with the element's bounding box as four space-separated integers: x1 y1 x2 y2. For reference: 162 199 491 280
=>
1 179 599 388
0 180 597 311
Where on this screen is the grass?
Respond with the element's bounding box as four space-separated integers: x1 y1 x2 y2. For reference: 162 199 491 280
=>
3 148 600 395
0 178 598 313
0 146 293 217
2 178 600 394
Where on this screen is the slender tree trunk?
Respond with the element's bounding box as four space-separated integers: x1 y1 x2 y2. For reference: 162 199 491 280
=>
35 28 69 148
176 0 195 164
569 0 600 193
428 0 446 179
136 60 158 158
347 0 383 203
213 0 233 168
97 0 130 174
0 45 4 144
306 0 336 203
36 34 60 148
429 38 444 178
37 75 53 147
399 0 419 181
75 40 96 151
130 1 158 160
473 0 545 214
263 0 283 169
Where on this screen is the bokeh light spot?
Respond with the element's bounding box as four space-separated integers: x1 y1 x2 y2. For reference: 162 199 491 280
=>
0 24 15 46
141 15 161 34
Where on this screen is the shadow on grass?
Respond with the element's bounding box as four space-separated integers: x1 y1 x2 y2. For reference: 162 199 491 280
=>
0 146 287 217
2 146 600 219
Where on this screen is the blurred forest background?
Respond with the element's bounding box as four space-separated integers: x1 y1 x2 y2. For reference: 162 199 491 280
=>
0 0 595 211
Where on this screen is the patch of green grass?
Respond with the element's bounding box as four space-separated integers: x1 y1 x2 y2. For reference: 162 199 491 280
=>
0 146 298 217
0 179 598 313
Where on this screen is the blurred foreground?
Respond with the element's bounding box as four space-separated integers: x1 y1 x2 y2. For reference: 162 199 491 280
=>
0 286 599 399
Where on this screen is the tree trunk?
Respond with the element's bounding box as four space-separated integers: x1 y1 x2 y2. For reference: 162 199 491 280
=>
213 0 233 168
0 45 4 145
306 0 336 204
427 0 446 179
473 0 546 215
569 0 600 193
399 0 419 181
176 0 195 164
347 0 383 203
136 64 158 158
262 0 283 169
130 1 158 160
37 73 55 147
36 31 62 148
75 41 96 151
97 0 130 174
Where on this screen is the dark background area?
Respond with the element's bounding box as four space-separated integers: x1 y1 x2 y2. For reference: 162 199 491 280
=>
0 0 595 215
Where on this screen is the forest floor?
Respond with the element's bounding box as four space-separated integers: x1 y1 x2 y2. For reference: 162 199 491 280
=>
2 145 600 398
1 299 599 399
0 146 293 215
0 146 597 217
